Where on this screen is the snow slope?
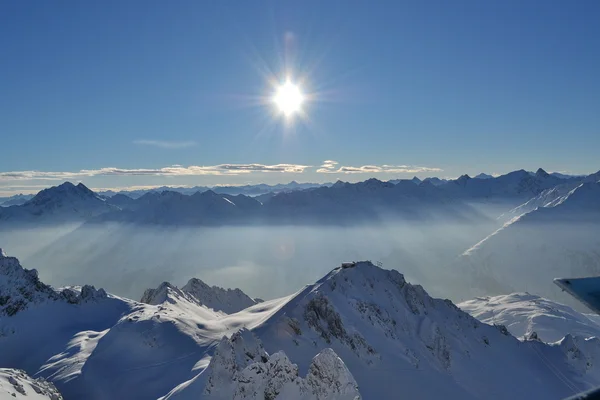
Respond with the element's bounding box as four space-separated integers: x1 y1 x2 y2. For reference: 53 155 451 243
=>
459 293 600 343
0 369 62 400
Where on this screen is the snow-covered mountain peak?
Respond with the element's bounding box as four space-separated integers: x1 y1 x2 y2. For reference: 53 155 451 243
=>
141 278 257 314
181 278 257 314
139 281 190 305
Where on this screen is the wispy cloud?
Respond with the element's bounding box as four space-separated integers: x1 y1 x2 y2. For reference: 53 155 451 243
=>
316 160 442 174
133 140 197 149
0 163 312 181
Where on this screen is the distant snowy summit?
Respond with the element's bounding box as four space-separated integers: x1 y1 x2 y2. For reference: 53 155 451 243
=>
0 182 115 223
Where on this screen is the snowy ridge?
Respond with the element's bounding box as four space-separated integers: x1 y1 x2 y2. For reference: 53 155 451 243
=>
141 278 257 314
0 369 62 400
459 293 600 343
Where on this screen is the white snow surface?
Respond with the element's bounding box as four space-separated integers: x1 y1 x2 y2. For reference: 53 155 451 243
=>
459 293 600 343
0 369 62 400
4 252 600 399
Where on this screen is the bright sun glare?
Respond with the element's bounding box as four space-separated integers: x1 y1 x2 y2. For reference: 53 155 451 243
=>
273 80 304 117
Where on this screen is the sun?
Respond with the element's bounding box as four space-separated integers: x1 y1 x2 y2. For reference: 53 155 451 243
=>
272 80 304 117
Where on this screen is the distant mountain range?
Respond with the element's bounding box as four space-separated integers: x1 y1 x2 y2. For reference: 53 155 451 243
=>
0 194 34 207
97 181 331 199
2 168 594 227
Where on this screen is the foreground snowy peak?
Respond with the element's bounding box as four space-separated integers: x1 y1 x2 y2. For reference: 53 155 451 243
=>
0 369 62 400
164 329 360 400
141 278 257 314
459 293 600 343
253 261 599 399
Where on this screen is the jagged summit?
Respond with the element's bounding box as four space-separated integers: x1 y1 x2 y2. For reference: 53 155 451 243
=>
139 281 182 305
141 277 257 314
181 277 257 314
0 249 107 316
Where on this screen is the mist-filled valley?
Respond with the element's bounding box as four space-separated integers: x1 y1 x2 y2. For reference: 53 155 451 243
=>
1 220 499 302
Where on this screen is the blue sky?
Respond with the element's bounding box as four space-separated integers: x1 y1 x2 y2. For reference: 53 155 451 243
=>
1 0 599 194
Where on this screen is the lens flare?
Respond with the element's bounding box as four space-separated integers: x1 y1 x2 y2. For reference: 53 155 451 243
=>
272 80 304 117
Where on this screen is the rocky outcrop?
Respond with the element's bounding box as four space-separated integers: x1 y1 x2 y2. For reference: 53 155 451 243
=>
203 329 360 399
0 248 107 316
0 368 63 399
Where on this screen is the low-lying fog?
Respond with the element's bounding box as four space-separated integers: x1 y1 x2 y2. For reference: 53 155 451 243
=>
0 221 494 302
